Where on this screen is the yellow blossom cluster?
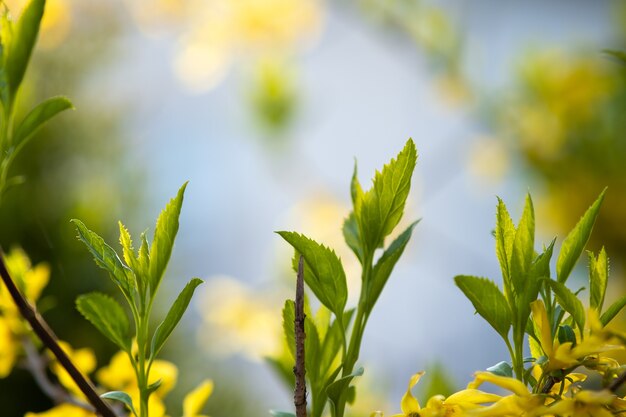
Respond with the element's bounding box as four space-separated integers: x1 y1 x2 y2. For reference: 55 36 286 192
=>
0 248 212 417
25 346 213 417
375 306 626 417
0 248 50 377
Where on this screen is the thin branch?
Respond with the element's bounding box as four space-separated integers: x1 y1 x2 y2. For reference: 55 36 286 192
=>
21 336 95 411
294 255 307 417
0 249 118 417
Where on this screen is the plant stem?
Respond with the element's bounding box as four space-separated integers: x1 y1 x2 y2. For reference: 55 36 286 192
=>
294 255 307 417
512 327 524 382
0 250 118 417
333 251 374 417
136 316 150 417
504 337 516 370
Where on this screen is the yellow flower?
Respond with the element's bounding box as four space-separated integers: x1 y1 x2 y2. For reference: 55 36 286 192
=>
531 300 623 372
0 317 17 377
96 350 135 390
0 248 50 378
389 371 502 417
25 403 95 417
97 350 178 417
466 372 543 416
49 342 97 398
533 389 619 417
183 379 214 417
0 247 50 314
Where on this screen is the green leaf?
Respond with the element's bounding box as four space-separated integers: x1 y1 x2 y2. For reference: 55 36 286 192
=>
546 280 585 333
277 232 347 317
283 301 324 396
454 275 511 340
326 367 364 415
282 300 296 360
556 188 606 283
510 194 535 295
557 325 576 345
356 139 417 253
118 221 141 276
521 241 555 328
0 13 12 107
305 316 321 384
76 293 130 351
101 391 137 417
486 361 513 378
150 278 203 358
530 240 555 282
146 379 162 395
138 230 150 276
495 197 516 293
314 305 332 341
148 182 187 296
588 247 609 312
71 219 134 297
12 96 73 149
342 213 363 264
319 309 354 381
600 295 626 326
366 221 419 313
5 0 45 102
350 160 363 205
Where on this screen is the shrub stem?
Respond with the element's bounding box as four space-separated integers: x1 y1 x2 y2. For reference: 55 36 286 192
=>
294 255 307 417
0 250 118 417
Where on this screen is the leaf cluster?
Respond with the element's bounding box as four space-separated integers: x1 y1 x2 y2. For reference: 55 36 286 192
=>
73 183 203 416
455 187 626 389
0 0 73 201
274 139 418 417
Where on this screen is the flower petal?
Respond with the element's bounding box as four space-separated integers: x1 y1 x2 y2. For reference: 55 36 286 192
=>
468 372 529 397
183 379 214 417
400 371 424 414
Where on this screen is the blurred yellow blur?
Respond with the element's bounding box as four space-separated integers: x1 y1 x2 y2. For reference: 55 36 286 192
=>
197 276 283 361
0 248 49 377
2 0 71 49
128 0 324 92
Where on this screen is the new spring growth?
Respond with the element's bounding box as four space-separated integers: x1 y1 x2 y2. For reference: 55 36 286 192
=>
73 183 204 417
275 139 418 417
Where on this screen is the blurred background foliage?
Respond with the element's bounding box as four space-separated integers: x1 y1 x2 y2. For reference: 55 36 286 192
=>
0 0 139 414
1 0 626 416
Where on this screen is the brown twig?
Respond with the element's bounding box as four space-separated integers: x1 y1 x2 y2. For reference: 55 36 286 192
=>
294 255 307 417
0 250 118 417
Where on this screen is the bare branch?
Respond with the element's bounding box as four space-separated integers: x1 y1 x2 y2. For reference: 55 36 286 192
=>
0 249 118 417
294 255 307 417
